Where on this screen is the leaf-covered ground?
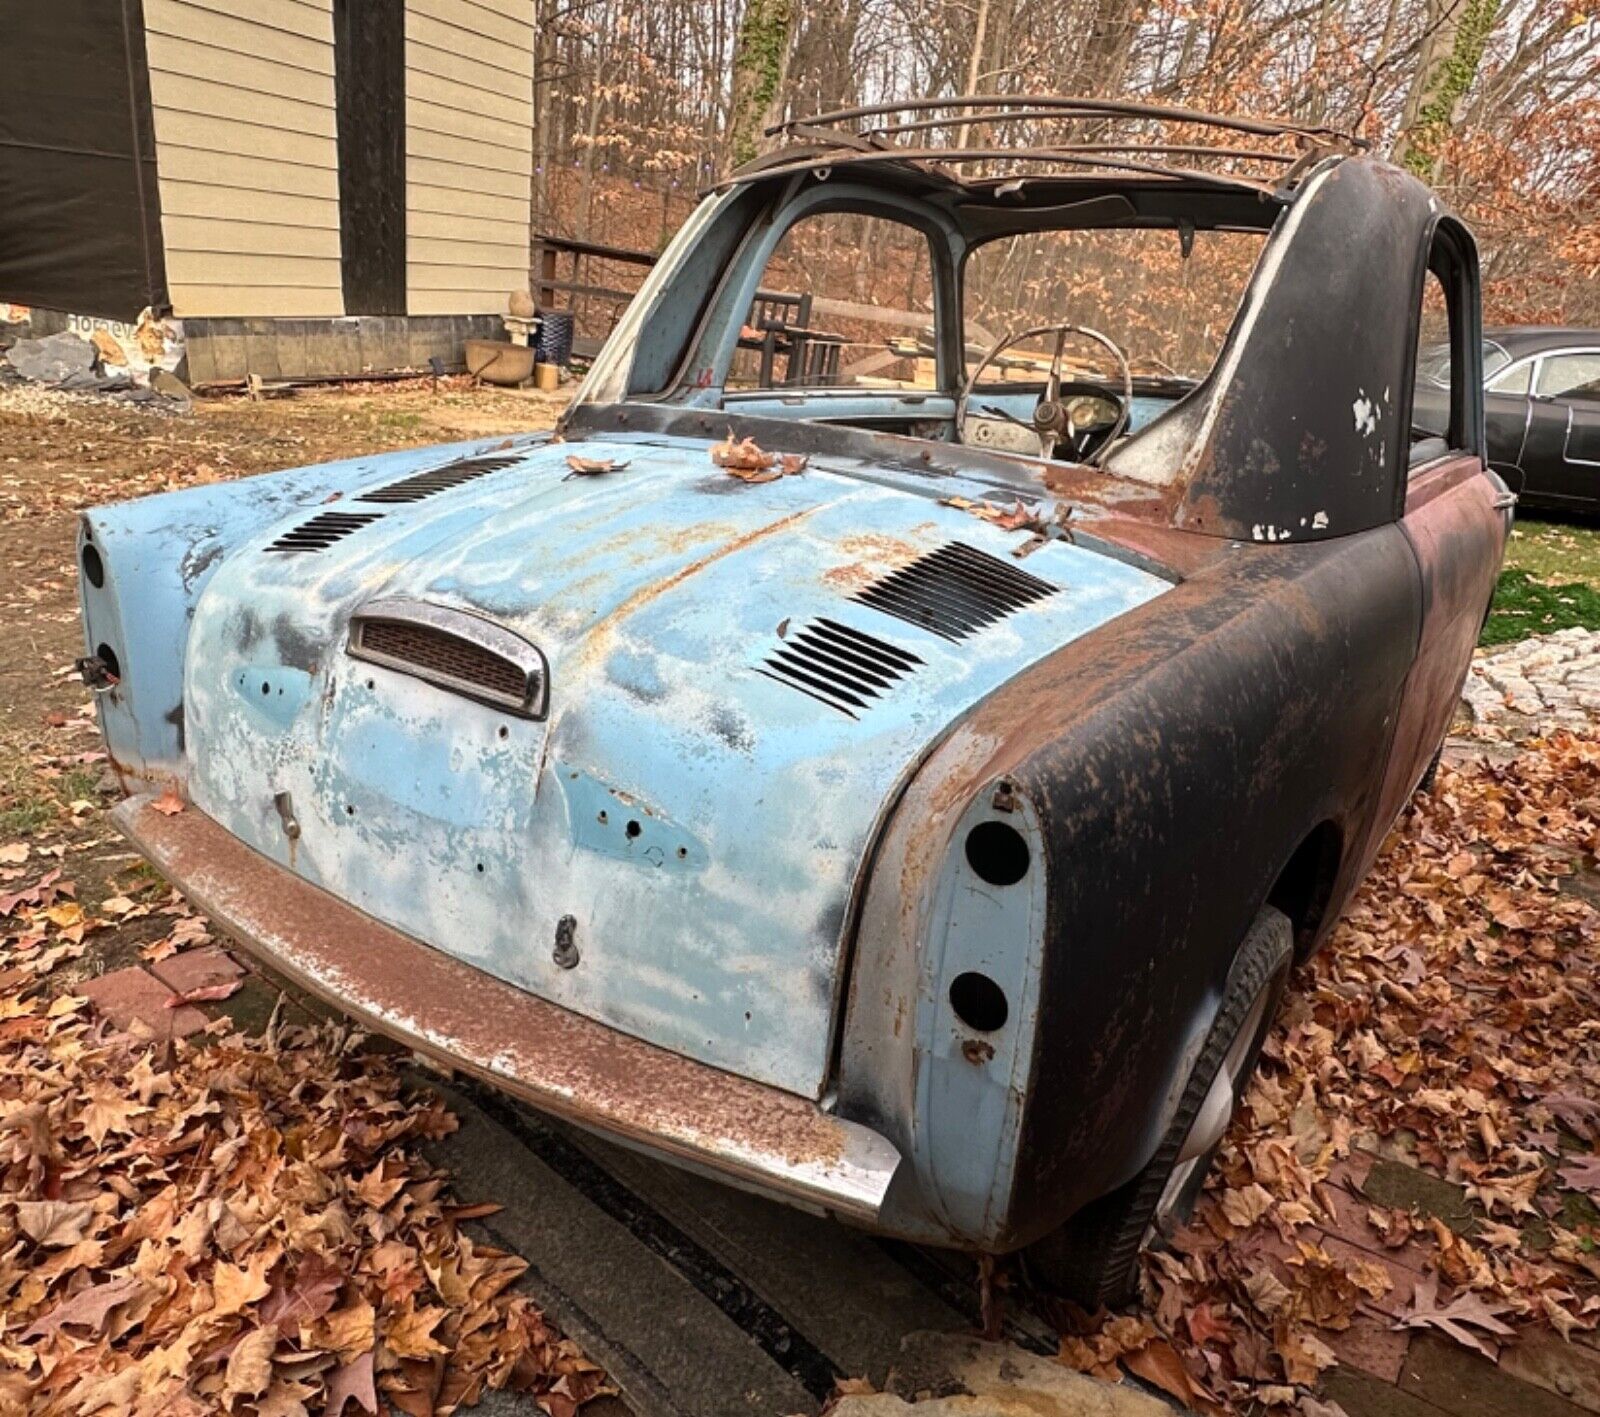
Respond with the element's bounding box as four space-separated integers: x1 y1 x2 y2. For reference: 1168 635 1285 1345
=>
1 383 601 1417
0 904 609 1416
1058 732 1600 1413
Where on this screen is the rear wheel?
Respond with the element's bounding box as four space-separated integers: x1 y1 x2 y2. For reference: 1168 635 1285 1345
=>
1022 906 1293 1309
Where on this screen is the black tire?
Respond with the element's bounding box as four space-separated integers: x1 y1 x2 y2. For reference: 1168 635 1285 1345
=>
1022 905 1293 1309
1418 742 1444 794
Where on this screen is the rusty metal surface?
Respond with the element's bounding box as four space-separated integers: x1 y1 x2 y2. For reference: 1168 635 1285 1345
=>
1349 455 1507 881
839 525 1429 1246
111 793 905 1223
763 92 1366 151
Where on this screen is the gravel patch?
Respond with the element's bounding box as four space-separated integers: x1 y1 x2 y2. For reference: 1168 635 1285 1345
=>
1459 626 1600 738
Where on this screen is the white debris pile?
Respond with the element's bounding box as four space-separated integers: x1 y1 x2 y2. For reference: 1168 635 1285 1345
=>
0 303 189 407
1460 627 1600 735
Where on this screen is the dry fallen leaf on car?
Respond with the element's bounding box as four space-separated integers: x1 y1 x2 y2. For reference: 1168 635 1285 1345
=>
710 429 779 479
564 454 631 477
151 789 185 816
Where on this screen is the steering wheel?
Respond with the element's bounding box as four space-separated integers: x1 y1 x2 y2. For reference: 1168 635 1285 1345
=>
957 323 1133 465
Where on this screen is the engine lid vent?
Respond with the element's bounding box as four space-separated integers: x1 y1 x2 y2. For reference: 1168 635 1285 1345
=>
358 454 522 505
758 617 923 718
853 541 1056 640
348 599 548 718
265 510 384 553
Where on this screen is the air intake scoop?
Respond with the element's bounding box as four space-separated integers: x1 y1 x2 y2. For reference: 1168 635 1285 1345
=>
347 599 548 718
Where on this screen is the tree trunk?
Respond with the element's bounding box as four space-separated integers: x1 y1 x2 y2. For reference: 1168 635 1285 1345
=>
1392 0 1502 178
726 0 798 172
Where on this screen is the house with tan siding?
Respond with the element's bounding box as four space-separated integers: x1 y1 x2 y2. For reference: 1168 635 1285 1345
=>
1 0 536 383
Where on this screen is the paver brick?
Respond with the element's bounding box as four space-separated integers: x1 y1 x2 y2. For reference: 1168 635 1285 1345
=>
1400 1332 1588 1417
1501 1329 1600 1415
1327 1311 1413 1385
80 966 208 1037
1362 1159 1478 1236
148 945 243 997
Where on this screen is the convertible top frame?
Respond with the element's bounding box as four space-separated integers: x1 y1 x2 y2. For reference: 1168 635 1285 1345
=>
710 93 1368 201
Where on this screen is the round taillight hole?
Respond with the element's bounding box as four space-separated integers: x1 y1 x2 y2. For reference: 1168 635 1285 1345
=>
82 543 105 588
96 644 121 680
965 821 1029 886
950 972 1009 1033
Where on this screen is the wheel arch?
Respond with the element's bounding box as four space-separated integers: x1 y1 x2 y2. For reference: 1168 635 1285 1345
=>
1268 818 1345 961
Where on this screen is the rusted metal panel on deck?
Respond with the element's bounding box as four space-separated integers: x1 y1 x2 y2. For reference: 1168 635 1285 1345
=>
113 793 903 1222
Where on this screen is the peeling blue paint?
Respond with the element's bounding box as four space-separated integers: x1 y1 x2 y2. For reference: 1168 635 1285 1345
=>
85 429 1168 1100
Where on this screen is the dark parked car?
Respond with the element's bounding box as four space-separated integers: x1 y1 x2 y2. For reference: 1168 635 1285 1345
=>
80 95 1508 1307
1415 326 1600 511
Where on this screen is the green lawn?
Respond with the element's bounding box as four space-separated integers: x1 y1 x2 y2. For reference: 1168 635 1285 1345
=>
1483 516 1600 646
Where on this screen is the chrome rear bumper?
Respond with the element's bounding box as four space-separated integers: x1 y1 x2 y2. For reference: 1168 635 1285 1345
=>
112 794 901 1222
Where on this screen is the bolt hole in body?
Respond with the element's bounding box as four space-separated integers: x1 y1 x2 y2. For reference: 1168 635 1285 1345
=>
625 819 642 839
949 971 1009 1032
82 543 105 588
965 820 1030 886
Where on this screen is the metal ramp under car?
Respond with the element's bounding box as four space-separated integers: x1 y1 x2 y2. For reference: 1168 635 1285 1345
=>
423 1079 1185 1417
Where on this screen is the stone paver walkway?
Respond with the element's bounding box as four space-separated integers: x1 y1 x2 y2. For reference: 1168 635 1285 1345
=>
1459 628 1600 739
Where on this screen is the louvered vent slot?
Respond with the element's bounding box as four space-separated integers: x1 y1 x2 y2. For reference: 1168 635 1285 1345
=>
758 617 923 718
358 455 521 504
358 620 528 702
853 541 1056 640
265 510 383 553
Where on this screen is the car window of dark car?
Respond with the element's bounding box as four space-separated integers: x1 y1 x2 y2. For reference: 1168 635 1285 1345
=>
1487 360 1532 396
1417 338 1505 390
725 212 937 393
1536 352 1600 404
1409 271 1455 471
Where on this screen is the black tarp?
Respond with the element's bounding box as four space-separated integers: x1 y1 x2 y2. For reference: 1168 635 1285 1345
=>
0 0 167 320
334 0 407 315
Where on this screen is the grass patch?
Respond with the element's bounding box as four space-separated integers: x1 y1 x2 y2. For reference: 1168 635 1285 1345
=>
0 733 113 841
1504 516 1600 584
1482 515 1600 647
1483 569 1600 646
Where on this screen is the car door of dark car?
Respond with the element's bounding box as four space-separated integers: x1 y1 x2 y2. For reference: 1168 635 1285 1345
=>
1484 387 1531 484
1522 350 1600 508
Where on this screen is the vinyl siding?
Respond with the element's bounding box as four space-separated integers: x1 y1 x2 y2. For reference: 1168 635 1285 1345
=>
405 0 533 316
145 0 343 318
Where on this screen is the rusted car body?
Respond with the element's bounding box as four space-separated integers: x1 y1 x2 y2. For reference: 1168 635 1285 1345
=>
81 97 1508 1302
